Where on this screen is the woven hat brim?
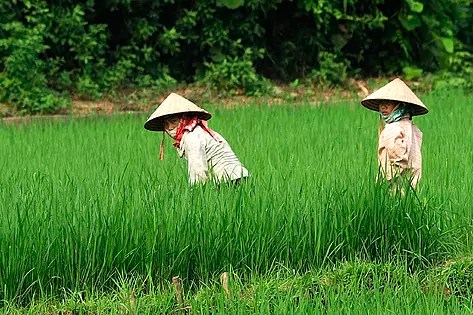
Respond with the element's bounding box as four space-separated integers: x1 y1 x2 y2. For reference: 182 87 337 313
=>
144 111 212 131
144 92 212 131
361 99 429 116
360 78 429 116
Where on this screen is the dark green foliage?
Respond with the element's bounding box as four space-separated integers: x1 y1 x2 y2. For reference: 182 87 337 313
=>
433 51 473 90
0 0 471 112
0 18 68 113
322 261 408 292
202 46 270 95
307 52 350 86
441 257 473 300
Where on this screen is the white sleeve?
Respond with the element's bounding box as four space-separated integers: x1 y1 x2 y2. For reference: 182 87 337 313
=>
181 132 209 184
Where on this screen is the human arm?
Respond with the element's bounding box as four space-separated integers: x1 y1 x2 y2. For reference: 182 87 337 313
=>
385 126 410 165
181 131 209 184
378 124 410 178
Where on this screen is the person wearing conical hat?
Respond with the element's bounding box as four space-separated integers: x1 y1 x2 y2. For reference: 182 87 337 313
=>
361 78 428 189
144 93 249 185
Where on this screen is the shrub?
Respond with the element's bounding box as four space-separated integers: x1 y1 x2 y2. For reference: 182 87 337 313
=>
202 46 270 95
0 21 68 113
0 0 472 112
440 256 473 300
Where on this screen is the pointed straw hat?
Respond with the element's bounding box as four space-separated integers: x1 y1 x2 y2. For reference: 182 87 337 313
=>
361 78 428 116
144 93 212 131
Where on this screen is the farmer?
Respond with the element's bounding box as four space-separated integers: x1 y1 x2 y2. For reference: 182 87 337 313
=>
144 93 249 185
361 78 428 189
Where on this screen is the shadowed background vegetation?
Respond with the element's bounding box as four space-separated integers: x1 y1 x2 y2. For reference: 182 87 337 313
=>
0 0 472 113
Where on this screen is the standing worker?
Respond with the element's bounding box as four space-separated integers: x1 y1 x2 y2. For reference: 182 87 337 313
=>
144 93 249 185
361 78 429 189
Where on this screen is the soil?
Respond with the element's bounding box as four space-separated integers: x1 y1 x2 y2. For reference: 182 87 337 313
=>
0 78 429 125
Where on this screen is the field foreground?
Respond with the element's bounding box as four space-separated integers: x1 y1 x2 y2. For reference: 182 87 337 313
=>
1 89 472 313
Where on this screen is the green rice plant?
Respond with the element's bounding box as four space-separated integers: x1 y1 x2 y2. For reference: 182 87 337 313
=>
0 90 472 306
4 265 473 315
429 256 473 302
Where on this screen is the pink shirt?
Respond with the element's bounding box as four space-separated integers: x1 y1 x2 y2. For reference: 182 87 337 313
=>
378 118 423 187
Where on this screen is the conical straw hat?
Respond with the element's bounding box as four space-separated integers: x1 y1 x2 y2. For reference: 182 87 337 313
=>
144 93 211 131
361 78 428 116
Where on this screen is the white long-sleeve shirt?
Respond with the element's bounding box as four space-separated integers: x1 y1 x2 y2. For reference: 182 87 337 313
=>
177 125 249 185
378 118 423 187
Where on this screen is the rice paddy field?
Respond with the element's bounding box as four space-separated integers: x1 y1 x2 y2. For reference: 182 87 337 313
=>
1 89 472 314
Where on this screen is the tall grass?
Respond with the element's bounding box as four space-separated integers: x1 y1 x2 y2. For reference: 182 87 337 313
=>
0 90 472 303
2 263 473 314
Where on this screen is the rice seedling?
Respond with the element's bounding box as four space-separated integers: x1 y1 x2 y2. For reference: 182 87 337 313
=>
0 90 472 310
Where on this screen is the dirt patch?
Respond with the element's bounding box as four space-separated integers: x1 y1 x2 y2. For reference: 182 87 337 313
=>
0 78 412 125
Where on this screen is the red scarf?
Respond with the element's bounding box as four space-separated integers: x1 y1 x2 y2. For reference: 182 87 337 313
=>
173 116 222 148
